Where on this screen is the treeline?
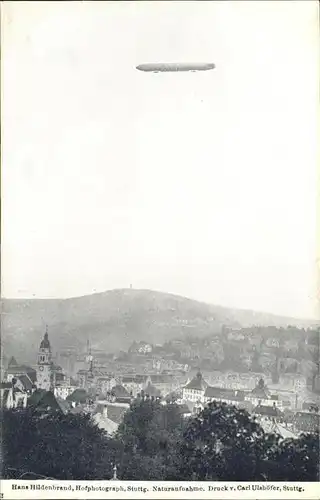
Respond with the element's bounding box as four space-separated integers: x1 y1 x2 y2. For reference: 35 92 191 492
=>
1 401 319 481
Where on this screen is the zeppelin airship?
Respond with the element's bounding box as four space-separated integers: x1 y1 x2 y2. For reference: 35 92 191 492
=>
136 63 215 73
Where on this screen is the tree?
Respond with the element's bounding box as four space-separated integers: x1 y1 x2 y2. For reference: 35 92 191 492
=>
1 408 119 480
116 398 184 479
263 432 320 481
3 402 319 481
179 401 266 480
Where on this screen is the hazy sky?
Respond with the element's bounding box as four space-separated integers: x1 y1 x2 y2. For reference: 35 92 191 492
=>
2 1 319 319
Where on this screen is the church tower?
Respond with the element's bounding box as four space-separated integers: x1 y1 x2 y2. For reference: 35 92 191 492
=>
37 326 52 391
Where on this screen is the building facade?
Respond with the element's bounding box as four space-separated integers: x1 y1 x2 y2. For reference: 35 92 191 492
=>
182 371 208 403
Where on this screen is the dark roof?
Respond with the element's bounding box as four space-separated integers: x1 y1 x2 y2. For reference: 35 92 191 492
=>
28 389 47 406
205 386 245 402
6 365 36 375
55 397 71 414
105 404 128 424
51 363 62 372
254 405 279 417
0 382 12 389
70 405 87 415
28 390 62 413
122 376 136 383
40 332 51 350
251 386 269 399
135 375 149 383
27 371 37 383
111 385 130 398
66 389 89 403
184 372 207 391
17 374 33 392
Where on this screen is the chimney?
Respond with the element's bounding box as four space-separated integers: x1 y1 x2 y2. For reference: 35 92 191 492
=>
103 405 108 418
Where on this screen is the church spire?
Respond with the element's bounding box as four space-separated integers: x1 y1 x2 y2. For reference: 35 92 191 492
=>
37 326 52 391
40 326 51 350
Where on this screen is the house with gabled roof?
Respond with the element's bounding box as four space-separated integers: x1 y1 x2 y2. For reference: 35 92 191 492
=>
149 374 178 397
66 388 91 406
109 384 131 404
272 422 298 440
95 399 129 426
1 380 28 409
14 374 36 395
55 396 72 414
245 378 274 407
28 389 68 414
92 404 120 435
54 375 78 400
121 374 151 397
253 403 281 419
93 410 118 435
5 362 37 385
182 371 208 403
96 376 117 396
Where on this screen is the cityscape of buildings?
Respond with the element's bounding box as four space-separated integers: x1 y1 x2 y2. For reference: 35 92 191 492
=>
1 327 319 440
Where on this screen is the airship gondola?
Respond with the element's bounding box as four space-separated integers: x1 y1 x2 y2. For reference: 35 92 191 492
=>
136 63 215 73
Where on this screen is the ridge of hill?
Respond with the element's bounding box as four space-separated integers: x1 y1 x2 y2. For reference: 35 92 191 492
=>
1 288 318 362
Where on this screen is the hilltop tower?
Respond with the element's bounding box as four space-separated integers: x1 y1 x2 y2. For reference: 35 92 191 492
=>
36 326 52 391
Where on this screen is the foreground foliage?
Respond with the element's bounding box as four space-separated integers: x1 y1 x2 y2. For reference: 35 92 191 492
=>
1 408 120 480
116 398 184 479
179 402 266 480
1 402 319 481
